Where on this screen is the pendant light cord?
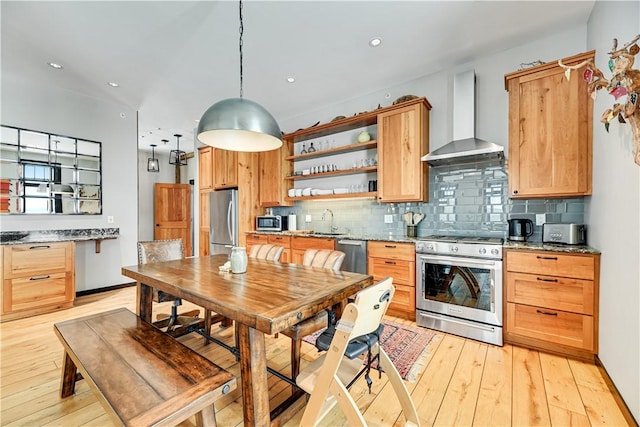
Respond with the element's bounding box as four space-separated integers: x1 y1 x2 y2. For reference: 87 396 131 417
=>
239 0 244 99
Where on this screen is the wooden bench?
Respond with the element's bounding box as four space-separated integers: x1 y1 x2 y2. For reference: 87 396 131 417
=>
54 307 236 427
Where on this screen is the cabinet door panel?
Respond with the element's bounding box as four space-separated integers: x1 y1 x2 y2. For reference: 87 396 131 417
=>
6 243 72 277
198 147 213 190
291 237 335 251
7 273 70 312
213 149 238 189
369 259 414 286
387 283 415 320
377 103 429 202
506 251 594 280
506 272 593 314
368 241 414 260
259 141 292 207
507 303 593 351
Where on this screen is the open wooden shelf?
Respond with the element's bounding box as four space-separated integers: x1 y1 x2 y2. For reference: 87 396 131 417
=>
285 141 377 161
285 166 377 181
285 191 377 202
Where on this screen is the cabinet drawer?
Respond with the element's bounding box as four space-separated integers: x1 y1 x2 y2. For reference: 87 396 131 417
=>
4 272 71 313
246 234 269 244
4 242 73 278
368 241 414 261
268 235 291 247
291 236 335 251
506 272 594 314
506 303 594 351
369 258 415 286
387 283 416 320
506 251 594 280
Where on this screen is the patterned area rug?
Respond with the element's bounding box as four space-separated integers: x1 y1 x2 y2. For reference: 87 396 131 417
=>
302 319 438 383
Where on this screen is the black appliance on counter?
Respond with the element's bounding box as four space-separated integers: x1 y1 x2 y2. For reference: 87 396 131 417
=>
507 218 533 241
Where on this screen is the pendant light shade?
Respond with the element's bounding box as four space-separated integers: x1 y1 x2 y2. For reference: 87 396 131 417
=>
147 144 160 172
197 98 282 152
196 1 282 152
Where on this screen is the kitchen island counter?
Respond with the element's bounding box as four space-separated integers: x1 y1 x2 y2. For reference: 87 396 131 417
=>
0 228 119 253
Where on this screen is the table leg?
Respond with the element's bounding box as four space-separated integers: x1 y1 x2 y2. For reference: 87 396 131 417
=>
137 282 153 323
60 351 77 398
237 323 270 427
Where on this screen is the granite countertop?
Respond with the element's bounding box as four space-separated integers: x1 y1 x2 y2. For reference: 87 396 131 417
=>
503 240 600 254
0 228 119 245
248 231 601 253
247 230 418 244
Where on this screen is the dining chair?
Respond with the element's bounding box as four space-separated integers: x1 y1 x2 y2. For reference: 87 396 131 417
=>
281 249 346 379
296 277 420 426
137 239 223 337
248 243 284 261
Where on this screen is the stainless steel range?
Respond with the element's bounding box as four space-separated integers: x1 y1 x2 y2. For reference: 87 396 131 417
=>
415 236 503 346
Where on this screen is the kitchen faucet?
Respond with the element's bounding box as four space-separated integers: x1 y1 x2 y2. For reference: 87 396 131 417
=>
321 209 338 233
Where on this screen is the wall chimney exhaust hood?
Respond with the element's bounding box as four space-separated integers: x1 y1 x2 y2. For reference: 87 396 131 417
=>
422 70 504 167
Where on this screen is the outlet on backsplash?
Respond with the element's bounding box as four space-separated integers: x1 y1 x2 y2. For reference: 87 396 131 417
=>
536 214 546 226
384 214 394 224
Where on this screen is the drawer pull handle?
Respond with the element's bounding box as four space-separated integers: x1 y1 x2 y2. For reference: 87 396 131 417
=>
384 245 397 249
536 255 558 260
536 309 558 316
30 275 51 281
29 245 51 250
536 277 558 283
384 261 396 265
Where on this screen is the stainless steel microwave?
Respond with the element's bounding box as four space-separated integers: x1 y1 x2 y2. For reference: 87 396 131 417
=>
256 215 288 231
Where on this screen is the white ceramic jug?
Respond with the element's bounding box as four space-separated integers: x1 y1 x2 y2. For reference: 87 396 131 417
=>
230 246 248 274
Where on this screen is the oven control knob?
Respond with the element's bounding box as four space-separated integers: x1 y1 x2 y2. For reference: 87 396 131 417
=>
491 248 499 256
427 244 435 251
451 245 458 253
479 247 487 255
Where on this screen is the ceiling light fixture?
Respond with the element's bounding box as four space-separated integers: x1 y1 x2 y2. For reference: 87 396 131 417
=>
168 134 187 166
147 144 160 172
369 37 382 47
107 82 119 87
47 62 63 69
286 77 295 83
196 0 282 152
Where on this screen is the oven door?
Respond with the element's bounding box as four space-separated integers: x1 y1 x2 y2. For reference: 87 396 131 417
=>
416 254 502 327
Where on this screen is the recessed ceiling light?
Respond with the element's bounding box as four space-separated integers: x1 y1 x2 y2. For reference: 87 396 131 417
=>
369 37 382 47
107 82 119 88
286 77 295 83
48 62 63 69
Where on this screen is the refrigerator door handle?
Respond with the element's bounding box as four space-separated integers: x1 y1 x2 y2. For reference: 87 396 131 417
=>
227 201 234 244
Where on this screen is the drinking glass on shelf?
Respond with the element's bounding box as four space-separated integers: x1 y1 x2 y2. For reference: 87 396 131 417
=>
300 144 307 155
308 142 316 152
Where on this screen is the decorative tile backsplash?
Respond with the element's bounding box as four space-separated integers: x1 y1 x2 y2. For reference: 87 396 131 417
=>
273 161 585 242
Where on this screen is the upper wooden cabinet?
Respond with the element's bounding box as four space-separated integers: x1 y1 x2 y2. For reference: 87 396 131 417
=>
213 148 238 189
199 146 238 188
198 147 213 190
504 51 594 198
377 100 430 202
281 97 430 203
259 139 293 207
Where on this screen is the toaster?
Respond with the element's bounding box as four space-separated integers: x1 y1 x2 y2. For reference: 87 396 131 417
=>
542 223 586 245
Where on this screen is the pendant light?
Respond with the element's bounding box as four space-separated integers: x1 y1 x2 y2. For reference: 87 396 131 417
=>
169 134 187 166
147 144 160 172
196 0 282 152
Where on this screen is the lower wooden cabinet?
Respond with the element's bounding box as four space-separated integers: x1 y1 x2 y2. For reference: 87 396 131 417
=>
504 249 600 360
368 241 415 320
1 241 75 322
291 236 335 264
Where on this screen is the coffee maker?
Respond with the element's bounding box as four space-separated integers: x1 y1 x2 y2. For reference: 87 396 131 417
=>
508 218 534 241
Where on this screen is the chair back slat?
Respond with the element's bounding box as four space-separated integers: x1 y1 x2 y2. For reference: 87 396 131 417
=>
303 249 345 272
248 244 284 262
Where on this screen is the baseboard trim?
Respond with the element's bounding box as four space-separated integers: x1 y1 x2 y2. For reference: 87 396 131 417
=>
595 355 639 427
76 282 136 298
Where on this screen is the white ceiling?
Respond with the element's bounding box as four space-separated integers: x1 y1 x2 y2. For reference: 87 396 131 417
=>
2 1 595 154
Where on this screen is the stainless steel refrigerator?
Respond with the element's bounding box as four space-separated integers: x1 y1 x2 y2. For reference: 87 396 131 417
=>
209 189 238 255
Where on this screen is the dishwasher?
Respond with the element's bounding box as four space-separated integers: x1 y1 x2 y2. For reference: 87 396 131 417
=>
336 239 367 274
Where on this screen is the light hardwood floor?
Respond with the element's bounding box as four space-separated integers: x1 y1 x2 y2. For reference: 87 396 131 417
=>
0 286 630 426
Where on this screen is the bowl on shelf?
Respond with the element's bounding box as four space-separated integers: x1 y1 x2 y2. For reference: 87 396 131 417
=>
333 188 349 194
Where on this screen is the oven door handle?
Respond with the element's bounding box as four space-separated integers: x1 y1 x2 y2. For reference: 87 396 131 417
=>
416 254 498 268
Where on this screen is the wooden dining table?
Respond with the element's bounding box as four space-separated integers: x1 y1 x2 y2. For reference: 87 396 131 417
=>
121 254 373 427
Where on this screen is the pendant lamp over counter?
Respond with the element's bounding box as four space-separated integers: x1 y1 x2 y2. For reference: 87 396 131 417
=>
196 0 282 152
147 144 160 172
169 134 187 166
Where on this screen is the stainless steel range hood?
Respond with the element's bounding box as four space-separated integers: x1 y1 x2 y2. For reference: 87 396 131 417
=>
422 70 504 167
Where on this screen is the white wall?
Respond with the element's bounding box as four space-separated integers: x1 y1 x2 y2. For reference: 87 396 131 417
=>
1 74 138 292
586 1 640 420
